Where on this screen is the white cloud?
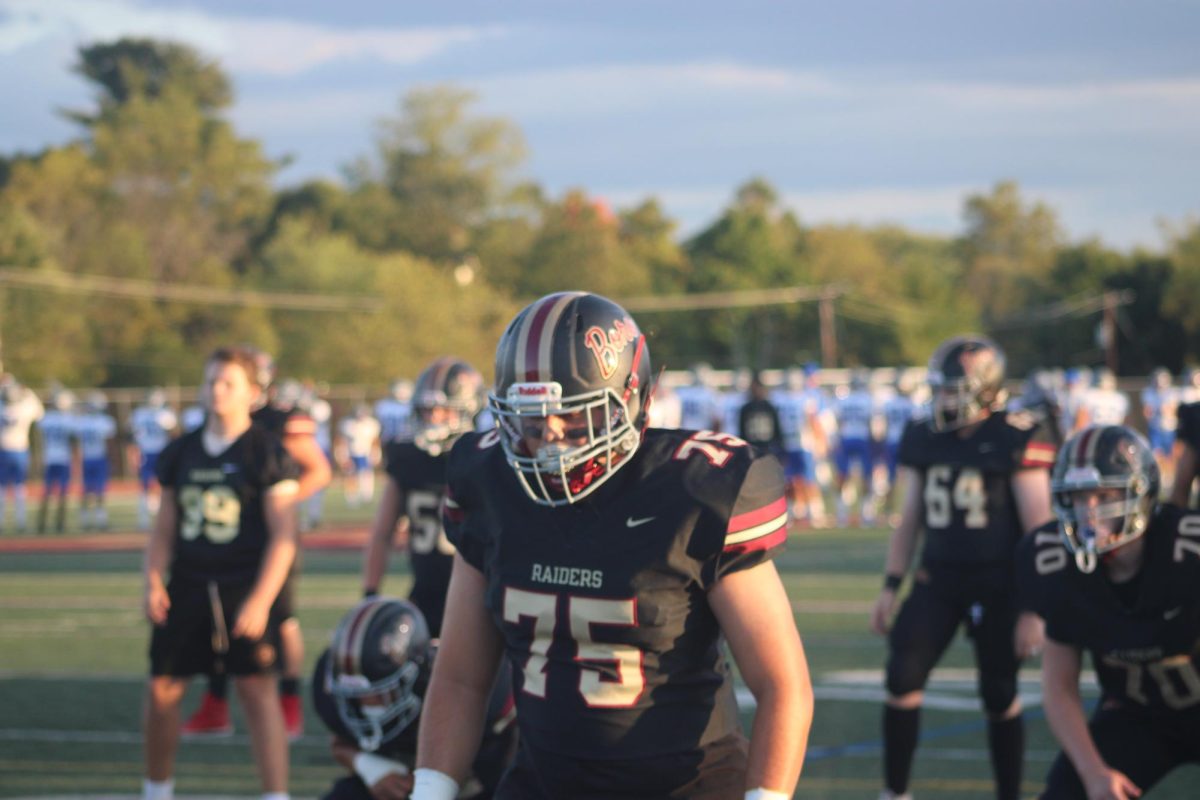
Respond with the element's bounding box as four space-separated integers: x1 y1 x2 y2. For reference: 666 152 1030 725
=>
471 61 837 117
913 77 1200 110
0 0 504 75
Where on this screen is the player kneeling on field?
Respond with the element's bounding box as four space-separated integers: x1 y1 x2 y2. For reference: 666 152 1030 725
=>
314 597 517 800
1019 425 1200 799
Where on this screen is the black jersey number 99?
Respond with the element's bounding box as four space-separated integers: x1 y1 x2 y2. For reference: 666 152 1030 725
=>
179 485 242 544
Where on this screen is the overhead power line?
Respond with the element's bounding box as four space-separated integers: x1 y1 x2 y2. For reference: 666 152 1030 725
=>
986 290 1135 331
618 284 846 313
0 267 386 312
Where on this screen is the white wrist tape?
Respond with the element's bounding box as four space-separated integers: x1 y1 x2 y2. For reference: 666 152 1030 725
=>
352 752 407 786
745 789 790 800
411 767 460 800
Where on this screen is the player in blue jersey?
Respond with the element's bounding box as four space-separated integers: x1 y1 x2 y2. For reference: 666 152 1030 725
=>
37 388 76 534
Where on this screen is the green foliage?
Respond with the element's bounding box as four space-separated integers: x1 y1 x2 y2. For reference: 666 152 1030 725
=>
69 38 232 121
0 36 1196 387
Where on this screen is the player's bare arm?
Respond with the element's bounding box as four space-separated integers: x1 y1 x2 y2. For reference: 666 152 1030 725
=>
872 466 923 635
1169 440 1198 507
284 430 332 502
415 554 504 788
233 482 298 640
1041 638 1142 800
142 488 178 626
361 477 405 596
710 560 812 796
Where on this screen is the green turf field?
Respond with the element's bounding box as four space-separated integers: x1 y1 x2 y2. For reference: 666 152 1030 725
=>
2 525 1197 798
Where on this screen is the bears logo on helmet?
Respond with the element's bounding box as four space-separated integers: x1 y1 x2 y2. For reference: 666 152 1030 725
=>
490 292 652 507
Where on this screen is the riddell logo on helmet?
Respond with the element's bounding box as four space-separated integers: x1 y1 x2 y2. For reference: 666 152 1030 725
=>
584 318 638 380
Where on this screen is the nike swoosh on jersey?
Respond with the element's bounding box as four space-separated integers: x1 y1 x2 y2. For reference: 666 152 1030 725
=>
626 516 656 528
1164 607 1183 620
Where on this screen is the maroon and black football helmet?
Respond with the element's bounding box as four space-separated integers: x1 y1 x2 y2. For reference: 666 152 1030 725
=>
1052 425 1159 574
927 335 1007 431
411 357 485 456
324 597 432 751
491 291 652 506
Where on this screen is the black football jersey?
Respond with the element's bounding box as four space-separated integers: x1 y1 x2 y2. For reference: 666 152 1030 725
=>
252 403 316 439
311 649 516 792
1019 506 1200 715
384 441 455 636
1177 402 1200 451
444 427 788 761
156 427 298 583
898 410 1056 566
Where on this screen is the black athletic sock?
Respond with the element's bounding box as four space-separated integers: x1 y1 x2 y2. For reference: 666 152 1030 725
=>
883 705 920 794
987 714 1024 800
279 677 300 697
209 672 228 700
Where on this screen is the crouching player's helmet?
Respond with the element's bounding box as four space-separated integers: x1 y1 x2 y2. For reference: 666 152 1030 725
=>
322 597 432 751
927 335 1007 431
1051 425 1159 574
490 292 653 506
411 357 485 456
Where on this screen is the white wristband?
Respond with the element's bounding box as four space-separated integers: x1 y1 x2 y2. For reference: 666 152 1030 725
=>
411 767 460 800
745 790 790 800
352 752 407 786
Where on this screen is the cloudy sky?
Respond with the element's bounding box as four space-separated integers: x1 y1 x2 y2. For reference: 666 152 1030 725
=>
2 0 1197 248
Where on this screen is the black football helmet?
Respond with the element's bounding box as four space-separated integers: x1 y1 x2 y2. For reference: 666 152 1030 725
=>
927 335 1006 431
412 357 485 456
490 291 652 506
323 597 432 751
1051 425 1159 574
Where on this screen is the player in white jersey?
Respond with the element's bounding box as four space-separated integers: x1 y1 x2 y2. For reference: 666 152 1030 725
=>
37 389 76 534
774 367 822 525
0 378 45 532
720 368 752 434
180 403 206 433
834 370 880 526
880 374 918 524
1142 367 1179 483
298 383 333 529
1060 367 1093 435
337 404 382 507
674 364 722 432
647 381 682 428
1075 368 1129 429
375 380 413 446
76 391 117 530
128 388 178 530
1179 368 1200 405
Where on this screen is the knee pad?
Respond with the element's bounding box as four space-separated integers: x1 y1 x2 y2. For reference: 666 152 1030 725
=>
980 673 1018 715
885 650 931 698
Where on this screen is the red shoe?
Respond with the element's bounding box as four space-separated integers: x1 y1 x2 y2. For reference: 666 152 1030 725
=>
181 692 233 737
281 692 304 741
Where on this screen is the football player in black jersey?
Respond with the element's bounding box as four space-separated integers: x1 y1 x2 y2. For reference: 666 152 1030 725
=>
1019 425 1200 799
411 292 813 800
361 357 485 636
313 596 517 800
141 345 300 800
870 335 1055 800
1169 400 1200 508
184 349 332 740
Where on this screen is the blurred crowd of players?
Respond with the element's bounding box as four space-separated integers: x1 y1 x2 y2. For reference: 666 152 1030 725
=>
0 360 1197 537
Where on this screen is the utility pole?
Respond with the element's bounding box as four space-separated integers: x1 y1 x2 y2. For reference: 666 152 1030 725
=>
1103 290 1119 373
819 289 838 367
